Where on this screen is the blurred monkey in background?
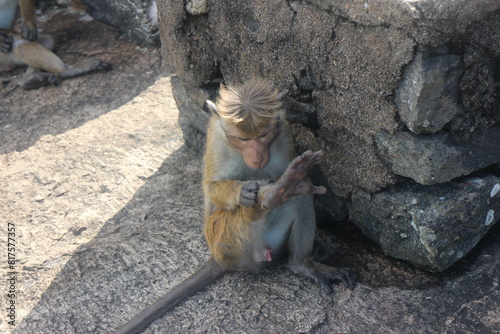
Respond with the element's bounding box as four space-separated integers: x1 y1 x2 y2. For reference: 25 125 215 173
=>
0 0 111 90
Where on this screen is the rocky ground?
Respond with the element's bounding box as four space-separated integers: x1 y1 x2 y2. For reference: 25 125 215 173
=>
1 7 499 334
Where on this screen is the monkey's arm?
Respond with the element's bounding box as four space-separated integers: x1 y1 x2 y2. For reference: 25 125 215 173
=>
203 179 272 209
19 0 37 41
204 151 325 211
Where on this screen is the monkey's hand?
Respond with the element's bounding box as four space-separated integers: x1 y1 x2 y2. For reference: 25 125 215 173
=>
21 21 38 41
240 180 273 207
0 31 13 53
261 150 326 210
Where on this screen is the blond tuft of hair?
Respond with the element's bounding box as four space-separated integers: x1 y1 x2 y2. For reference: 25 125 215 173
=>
216 79 282 137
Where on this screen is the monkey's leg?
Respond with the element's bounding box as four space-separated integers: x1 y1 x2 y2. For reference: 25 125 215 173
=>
19 0 38 41
11 35 110 88
287 195 356 294
18 66 61 89
205 206 269 271
5 34 60 88
58 58 111 80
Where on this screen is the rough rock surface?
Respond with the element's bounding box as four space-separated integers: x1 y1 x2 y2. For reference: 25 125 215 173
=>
0 9 162 333
156 0 500 271
395 46 464 134
80 0 159 45
375 127 500 185
348 175 500 272
1 7 499 334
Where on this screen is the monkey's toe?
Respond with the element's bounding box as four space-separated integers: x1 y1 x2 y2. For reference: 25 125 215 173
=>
96 61 112 71
327 268 357 290
48 75 62 87
85 59 112 72
320 281 335 295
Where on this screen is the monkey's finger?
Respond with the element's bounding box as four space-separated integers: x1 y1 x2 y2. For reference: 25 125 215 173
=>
290 150 314 170
301 150 325 169
242 180 259 193
311 186 327 195
311 150 325 164
240 193 258 207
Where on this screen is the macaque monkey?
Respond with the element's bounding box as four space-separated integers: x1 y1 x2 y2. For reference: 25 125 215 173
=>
0 0 111 90
115 79 356 334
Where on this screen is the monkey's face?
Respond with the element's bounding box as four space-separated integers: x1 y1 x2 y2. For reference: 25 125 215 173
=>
223 121 279 170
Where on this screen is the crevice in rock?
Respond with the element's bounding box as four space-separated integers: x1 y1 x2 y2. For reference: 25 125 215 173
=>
199 63 224 102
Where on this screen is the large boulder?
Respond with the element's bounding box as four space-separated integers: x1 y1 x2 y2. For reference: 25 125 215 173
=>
375 127 500 185
80 0 159 45
348 175 500 272
156 0 500 271
395 46 464 134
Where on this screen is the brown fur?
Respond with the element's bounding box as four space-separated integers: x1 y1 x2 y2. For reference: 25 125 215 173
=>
204 206 259 266
203 80 286 269
203 180 243 210
216 79 283 137
18 0 37 40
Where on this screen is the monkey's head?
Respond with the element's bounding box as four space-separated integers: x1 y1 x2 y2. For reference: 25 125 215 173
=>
206 79 287 170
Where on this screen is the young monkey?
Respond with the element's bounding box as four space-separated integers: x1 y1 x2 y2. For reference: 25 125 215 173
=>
115 79 356 334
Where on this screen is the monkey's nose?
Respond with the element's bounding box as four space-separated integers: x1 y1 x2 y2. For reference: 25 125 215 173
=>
250 163 262 170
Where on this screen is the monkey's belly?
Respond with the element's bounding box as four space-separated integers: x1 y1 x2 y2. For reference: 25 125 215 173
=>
263 199 297 253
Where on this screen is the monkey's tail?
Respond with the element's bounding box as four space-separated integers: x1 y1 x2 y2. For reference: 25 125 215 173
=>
114 258 225 334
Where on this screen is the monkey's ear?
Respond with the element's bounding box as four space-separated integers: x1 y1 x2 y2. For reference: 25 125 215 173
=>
277 89 288 101
206 100 219 116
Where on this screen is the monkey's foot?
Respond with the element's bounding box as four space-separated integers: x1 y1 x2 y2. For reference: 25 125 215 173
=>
20 73 61 90
87 58 112 72
290 261 356 294
94 60 112 72
262 150 326 210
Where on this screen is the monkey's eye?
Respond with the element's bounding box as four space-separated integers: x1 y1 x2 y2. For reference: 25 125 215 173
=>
258 132 269 139
237 137 251 142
